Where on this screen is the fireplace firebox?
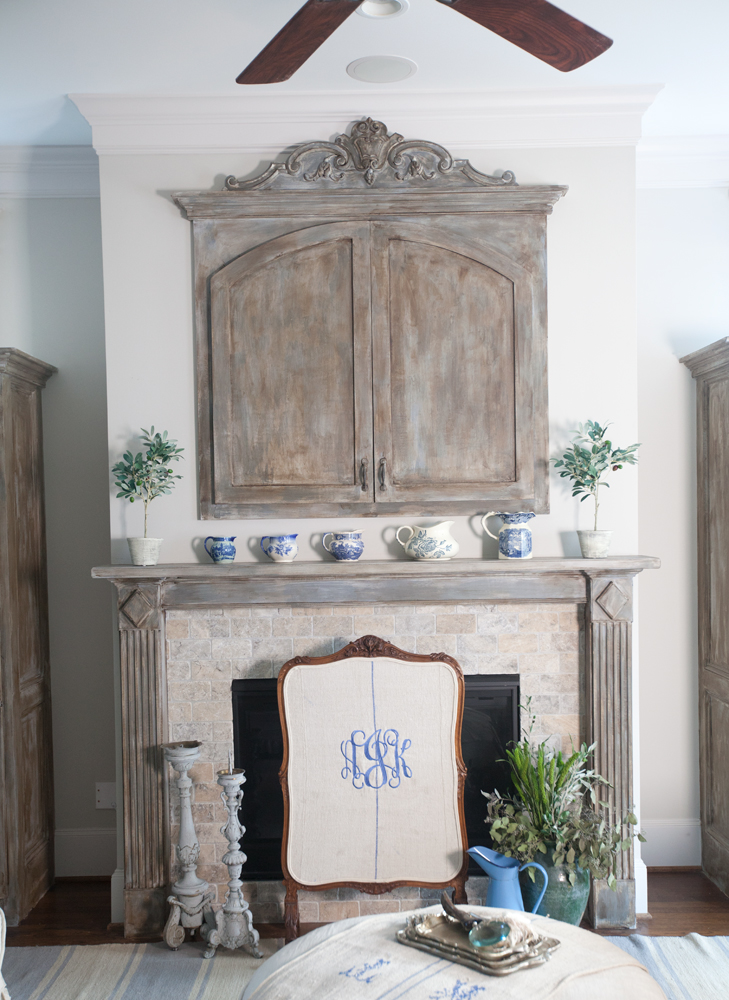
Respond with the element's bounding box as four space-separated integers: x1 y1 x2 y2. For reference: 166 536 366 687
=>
232 674 520 880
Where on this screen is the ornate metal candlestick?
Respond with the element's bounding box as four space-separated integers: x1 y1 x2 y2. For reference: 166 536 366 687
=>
201 767 262 960
162 741 214 949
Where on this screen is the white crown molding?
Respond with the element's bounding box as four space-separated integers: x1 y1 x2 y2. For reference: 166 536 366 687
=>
637 135 729 189
70 86 662 155
0 145 99 198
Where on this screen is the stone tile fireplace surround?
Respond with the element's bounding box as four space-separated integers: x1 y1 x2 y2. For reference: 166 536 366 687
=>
93 558 658 940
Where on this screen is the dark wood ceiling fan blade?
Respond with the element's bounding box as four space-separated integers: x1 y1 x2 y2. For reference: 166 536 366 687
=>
439 0 613 71
237 0 361 85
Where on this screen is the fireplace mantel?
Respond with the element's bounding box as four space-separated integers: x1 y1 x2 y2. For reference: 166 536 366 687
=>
93 556 659 608
94 556 659 938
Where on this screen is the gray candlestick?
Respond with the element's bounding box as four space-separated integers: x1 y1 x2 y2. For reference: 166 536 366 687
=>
201 767 262 960
162 741 214 950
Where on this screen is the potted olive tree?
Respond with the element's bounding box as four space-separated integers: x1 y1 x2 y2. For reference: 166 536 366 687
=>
552 420 640 558
112 427 184 566
483 704 645 925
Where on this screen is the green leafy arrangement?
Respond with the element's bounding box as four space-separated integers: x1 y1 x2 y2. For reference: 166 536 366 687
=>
552 420 640 531
484 702 645 888
112 427 184 538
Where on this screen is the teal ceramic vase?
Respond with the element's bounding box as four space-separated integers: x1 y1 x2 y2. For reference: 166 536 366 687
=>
518 844 590 925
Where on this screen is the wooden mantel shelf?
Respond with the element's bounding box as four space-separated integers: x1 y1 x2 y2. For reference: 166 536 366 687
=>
92 556 659 608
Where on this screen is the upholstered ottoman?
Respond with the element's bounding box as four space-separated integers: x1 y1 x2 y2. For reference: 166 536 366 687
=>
241 906 666 1000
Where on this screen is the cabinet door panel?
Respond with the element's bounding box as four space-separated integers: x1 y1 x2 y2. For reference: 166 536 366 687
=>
372 222 536 504
211 223 373 504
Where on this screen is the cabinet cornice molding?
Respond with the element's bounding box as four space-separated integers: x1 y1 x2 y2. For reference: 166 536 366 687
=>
172 117 567 215
680 338 729 380
0 349 58 391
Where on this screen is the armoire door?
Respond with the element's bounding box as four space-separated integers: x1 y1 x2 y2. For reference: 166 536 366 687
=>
370 221 538 505
700 370 729 893
210 222 374 507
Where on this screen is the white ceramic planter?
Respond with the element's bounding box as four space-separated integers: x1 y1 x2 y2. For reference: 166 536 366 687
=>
128 537 162 566
577 530 612 559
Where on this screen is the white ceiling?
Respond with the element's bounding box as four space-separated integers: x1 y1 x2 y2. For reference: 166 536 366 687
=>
2 0 728 145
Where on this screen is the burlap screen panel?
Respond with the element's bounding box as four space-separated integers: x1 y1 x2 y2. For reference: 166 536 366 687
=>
282 655 463 886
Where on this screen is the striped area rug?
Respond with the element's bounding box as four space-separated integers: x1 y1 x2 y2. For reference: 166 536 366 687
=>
2 939 280 1000
5 935 729 1000
607 934 729 1000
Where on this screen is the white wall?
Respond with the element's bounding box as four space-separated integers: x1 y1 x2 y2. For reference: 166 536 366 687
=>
91 108 644 916
0 187 116 875
98 144 639 564
637 185 729 866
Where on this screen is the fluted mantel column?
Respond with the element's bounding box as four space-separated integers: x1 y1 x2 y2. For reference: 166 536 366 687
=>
585 572 637 928
116 582 169 940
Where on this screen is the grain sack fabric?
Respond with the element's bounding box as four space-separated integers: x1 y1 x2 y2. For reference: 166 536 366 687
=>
282 655 463 886
241 908 667 1000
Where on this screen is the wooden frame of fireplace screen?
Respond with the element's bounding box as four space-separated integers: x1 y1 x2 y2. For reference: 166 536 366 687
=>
277 635 469 942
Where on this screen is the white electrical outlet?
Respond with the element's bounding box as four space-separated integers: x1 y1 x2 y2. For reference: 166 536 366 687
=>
95 782 117 810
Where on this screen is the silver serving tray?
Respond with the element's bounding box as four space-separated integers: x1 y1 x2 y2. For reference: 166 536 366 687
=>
396 912 560 978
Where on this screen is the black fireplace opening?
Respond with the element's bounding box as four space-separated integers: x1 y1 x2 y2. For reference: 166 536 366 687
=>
232 674 520 880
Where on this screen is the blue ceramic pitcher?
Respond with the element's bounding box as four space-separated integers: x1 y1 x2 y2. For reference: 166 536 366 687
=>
467 846 548 912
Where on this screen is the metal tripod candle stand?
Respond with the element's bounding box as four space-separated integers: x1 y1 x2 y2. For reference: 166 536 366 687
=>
201 766 262 960
162 741 215 950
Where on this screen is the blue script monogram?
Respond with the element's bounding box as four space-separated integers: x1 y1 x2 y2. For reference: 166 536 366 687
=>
341 729 412 789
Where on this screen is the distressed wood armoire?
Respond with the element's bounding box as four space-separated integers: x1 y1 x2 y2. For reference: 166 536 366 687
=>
0 349 57 924
173 118 567 520
682 338 729 895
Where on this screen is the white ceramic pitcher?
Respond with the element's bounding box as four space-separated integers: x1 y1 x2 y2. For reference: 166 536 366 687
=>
396 521 459 560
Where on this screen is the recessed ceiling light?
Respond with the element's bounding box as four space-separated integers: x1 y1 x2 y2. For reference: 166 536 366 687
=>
346 55 418 83
357 0 410 19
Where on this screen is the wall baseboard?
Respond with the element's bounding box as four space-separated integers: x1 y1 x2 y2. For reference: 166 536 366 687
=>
640 819 701 867
55 827 117 877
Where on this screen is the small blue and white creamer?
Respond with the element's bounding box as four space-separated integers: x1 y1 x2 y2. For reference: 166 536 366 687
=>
481 512 535 560
260 533 298 562
204 536 237 564
323 530 364 561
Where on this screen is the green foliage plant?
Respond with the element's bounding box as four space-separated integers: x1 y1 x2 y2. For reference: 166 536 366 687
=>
483 701 645 889
112 427 184 538
552 420 640 531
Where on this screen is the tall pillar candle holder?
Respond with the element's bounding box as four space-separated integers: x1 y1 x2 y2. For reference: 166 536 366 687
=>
162 741 214 949
201 767 262 960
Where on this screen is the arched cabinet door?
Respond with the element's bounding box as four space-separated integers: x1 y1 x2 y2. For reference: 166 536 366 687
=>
210 223 374 506
370 222 541 505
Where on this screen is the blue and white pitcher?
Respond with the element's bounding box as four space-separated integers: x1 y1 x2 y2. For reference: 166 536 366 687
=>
482 512 535 560
323 530 364 561
260 533 298 563
204 536 237 564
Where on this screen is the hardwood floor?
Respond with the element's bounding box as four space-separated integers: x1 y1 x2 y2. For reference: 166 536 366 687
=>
6 870 729 947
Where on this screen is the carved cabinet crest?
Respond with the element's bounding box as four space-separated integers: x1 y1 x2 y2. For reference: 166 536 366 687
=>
174 119 566 519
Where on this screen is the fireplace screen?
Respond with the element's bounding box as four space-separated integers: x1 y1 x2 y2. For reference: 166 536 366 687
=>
232 673 519 880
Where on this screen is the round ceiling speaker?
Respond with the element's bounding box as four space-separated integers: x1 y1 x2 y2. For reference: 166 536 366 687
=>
356 0 410 18
346 55 418 83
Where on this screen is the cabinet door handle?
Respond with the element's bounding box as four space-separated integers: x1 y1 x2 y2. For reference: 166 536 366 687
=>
378 457 387 491
360 458 369 491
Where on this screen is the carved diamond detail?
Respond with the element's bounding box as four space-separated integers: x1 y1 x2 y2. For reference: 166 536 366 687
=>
596 581 628 620
120 589 155 628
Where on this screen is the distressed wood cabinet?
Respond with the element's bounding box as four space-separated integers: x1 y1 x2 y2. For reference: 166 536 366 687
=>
0 349 57 924
682 338 729 896
174 118 566 519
